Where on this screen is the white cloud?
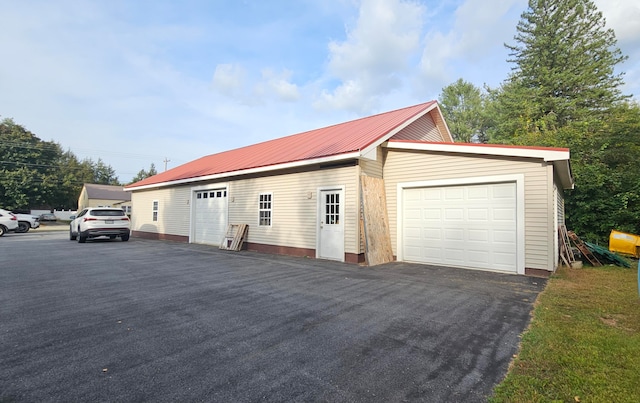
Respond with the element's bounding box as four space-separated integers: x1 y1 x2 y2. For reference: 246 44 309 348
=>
594 0 640 98
316 0 425 113
212 64 246 97
594 0 640 45
3 0 639 185
212 65 301 105
453 0 526 57
318 79 376 112
259 69 300 102
417 0 526 96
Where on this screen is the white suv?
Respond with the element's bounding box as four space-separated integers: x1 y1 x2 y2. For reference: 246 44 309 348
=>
0 208 19 236
13 213 41 233
70 207 131 243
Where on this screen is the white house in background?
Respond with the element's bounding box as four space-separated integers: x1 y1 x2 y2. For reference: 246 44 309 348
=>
125 101 573 276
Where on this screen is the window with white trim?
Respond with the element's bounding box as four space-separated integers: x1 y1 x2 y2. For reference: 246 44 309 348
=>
259 193 272 226
152 200 158 222
195 189 227 199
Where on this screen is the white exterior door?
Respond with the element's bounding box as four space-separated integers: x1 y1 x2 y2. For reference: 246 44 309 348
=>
318 189 345 261
193 188 228 246
401 182 518 272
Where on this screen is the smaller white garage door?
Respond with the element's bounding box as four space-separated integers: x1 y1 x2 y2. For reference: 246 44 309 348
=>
402 182 517 272
193 188 228 246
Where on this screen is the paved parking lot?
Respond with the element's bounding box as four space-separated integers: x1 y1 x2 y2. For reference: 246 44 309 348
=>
0 231 545 402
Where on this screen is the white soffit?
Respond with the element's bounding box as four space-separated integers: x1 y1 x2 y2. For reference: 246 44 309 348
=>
385 141 570 161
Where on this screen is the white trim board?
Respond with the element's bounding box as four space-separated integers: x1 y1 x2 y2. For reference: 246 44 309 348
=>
315 185 346 262
126 153 361 191
386 141 569 161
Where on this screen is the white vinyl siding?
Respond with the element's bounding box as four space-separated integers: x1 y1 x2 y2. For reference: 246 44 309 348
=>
130 167 358 253
385 150 554 271
359 147 384 178
556 184 565 224
391 112 443 142
228 166 359 254
553 182 565 270
130 186 191 236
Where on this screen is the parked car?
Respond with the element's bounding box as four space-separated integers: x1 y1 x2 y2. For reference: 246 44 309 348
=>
13 213 40 233
0 209 19 236
69 207 131 243
39 213 58 222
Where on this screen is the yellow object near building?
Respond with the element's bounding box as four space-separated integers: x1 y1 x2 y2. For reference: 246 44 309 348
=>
609 230 640 258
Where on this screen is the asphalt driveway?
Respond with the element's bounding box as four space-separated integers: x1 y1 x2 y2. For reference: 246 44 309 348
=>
0 232 546 402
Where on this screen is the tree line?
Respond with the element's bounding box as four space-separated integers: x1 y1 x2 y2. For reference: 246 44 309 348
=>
438 0 640 244
0 118 157 210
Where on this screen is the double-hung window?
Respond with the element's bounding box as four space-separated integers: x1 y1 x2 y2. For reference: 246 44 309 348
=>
152 200 159 222
259 193 272 226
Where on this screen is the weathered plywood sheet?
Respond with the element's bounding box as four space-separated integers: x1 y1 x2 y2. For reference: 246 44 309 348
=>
360 176 394 266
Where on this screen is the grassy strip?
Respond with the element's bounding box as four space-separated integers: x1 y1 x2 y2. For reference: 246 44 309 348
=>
490 265 640 402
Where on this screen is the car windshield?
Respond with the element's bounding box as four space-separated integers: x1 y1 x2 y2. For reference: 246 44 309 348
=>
92 210 125 217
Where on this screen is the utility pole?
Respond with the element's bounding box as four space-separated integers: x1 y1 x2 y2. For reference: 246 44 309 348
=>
163 157 171 171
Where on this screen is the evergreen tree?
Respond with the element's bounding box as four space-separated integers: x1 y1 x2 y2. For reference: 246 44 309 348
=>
490 0 628 144
93 158 120 185
129 163 158 184
148 163 157 176
483 0 634 242
50 151 97 209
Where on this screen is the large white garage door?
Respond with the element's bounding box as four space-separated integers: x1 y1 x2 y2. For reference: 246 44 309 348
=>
193 188 228 246
402 182 517 272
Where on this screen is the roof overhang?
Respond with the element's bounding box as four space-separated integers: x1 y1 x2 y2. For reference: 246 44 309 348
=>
386 141 574 189
125 151 362 191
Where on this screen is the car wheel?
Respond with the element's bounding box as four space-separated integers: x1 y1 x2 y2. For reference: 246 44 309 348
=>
78 234 87 243
16 222 30 233
0 225 5 237
69 227 77 241
109 235 116 240
121 234 130 242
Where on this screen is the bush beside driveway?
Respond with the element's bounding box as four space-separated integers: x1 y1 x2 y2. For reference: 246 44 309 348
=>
0 233 545 402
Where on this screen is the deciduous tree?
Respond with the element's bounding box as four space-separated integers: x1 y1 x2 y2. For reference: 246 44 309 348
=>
1 117 121 210
439 79 488 143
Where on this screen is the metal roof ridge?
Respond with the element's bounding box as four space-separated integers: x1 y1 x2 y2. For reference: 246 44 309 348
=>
125 101 439 190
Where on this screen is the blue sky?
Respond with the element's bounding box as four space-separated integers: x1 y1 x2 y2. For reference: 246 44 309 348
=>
1 0 639 182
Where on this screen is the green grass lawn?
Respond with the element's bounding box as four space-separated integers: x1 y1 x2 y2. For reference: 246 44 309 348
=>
490 264 640 403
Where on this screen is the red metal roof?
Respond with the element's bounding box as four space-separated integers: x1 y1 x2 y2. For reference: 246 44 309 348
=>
126 101 437 189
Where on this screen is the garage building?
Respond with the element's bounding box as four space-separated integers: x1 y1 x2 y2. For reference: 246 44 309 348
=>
125 101 573 275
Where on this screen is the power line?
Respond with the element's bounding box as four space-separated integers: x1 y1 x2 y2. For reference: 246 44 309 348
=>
1 141 165 160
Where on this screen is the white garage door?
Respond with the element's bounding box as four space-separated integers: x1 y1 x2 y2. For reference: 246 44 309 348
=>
402 182 517 272
193 188 228 246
